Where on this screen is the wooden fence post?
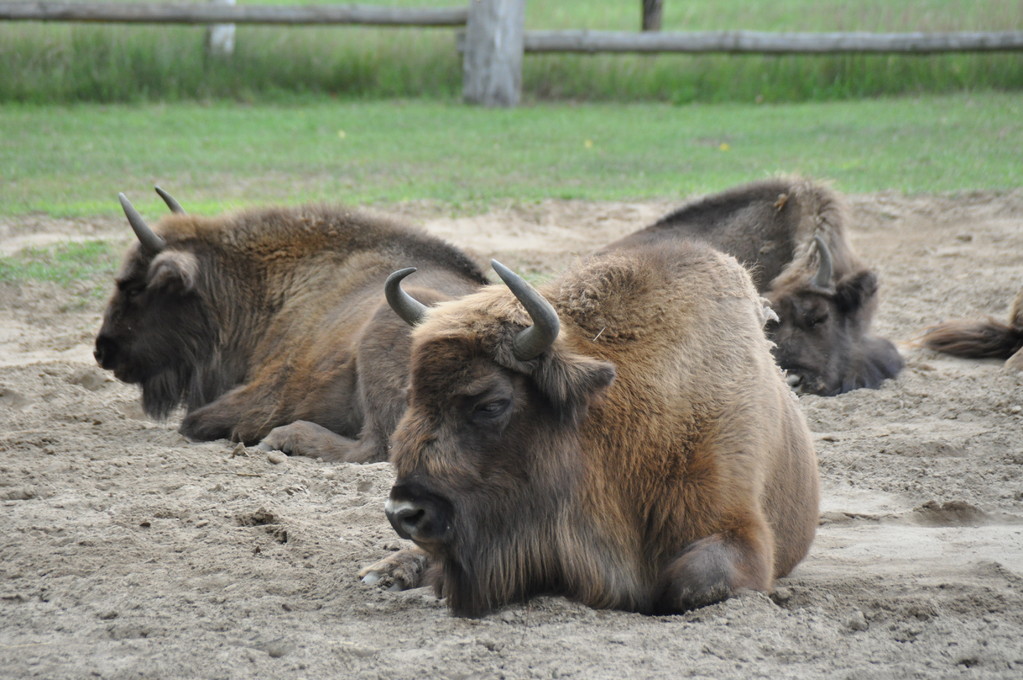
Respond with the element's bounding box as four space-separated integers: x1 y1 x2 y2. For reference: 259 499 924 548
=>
463 0 525 107
205 0 235 57
642 0 662 32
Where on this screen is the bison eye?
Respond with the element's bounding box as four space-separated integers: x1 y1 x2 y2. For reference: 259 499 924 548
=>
807 311 829 328
471 398 511 422
118 280 146 299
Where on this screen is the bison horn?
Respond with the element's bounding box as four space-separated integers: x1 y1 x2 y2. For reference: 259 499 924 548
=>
491 260 560 361
385 267 428 327
154 186 185 214
118 193 166 254
812 235 834 291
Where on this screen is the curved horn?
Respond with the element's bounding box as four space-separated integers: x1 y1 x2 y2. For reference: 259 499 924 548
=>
154 186 185 214
491 259 560 361
385 267 428 327
118 193 166 254
812 235 834 290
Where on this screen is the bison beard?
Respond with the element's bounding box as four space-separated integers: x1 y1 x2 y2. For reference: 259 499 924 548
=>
138 303 221 419
430 512 564 618
369 245 820 617
96 190 487 461
140 353 202 420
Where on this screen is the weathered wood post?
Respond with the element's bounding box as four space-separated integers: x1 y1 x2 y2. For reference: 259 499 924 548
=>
642 0 663 31
463 0 526 107
205 0 236 57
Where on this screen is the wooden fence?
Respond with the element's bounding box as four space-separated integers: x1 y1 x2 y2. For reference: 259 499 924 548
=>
3 0 1022 107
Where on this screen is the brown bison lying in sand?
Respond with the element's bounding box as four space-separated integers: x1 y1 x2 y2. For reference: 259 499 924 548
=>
604 177 903 396
362 243 820 617
94 189 487 461
921 285 1023 371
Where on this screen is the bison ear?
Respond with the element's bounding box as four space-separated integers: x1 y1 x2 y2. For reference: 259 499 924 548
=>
148 250 200 293
534 353 616 424
833 270 878 314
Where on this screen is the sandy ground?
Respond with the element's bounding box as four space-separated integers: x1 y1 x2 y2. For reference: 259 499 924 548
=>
1 191 1021 679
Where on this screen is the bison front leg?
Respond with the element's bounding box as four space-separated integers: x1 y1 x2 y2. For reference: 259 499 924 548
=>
256 420 380 463
358 546 431 591
175 378 280 443
654 525 773 613
179 405 235 442
179 386 272 443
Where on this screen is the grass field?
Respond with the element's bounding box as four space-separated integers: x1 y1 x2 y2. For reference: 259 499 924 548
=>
0 240 118 304
2 93 1021 218
1 0 1021 103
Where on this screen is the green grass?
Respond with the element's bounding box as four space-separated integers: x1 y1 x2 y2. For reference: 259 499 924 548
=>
1 94 1021 218
1 0 1021 103
0 240 119 302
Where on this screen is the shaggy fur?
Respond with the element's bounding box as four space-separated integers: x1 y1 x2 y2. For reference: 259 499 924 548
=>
603 177 903 395
95 202 488 461
369 242 820 617
920 285 1023 369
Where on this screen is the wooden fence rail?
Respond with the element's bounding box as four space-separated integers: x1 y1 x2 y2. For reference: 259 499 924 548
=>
0 1 469 25
3 0 1022 106
524 29 1023 55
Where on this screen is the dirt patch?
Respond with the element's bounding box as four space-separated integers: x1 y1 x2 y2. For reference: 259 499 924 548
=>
1 192 1022 678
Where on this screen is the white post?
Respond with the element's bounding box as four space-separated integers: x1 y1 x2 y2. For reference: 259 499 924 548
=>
463 0 525 107
205 0 236 57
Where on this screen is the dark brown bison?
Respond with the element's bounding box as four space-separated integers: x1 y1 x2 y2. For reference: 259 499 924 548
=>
94 189 488 461
604 177 903 396
920 285 1023 371
362 242 820 617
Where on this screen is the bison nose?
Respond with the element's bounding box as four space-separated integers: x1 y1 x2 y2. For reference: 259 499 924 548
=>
94 335 118 369
385 498 426 540
384 492 451 545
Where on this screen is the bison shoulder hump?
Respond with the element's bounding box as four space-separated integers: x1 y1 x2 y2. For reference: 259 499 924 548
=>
556 246 743 341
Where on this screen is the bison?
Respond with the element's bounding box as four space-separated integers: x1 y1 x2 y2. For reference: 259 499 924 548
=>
94 189 488 461
920 285 1023 371
603 177 903 396
362 242 820 617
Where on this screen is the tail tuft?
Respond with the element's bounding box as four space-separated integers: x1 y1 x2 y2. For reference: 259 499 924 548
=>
921 318 1023 360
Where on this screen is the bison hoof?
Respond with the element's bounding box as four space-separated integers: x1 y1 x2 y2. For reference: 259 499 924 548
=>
656 534 771 613
359 571 404 592
667 583 735 612
360 570 383 586
1006 349 1023 372
358 547 429 591
257 421 364 462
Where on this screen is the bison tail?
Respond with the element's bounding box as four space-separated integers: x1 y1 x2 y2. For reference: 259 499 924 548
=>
920 318 1023 360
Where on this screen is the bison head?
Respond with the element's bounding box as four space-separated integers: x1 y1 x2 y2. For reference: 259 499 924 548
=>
765 236 902 395
383 263 615 617
94 191 219 418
